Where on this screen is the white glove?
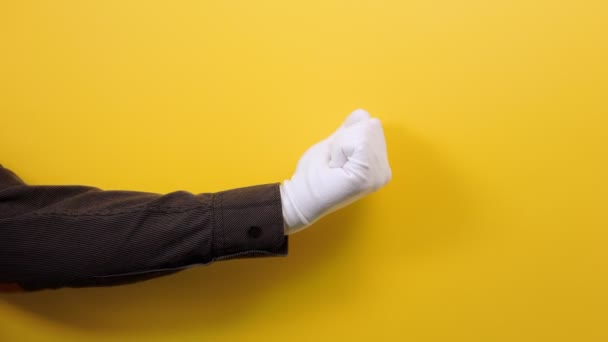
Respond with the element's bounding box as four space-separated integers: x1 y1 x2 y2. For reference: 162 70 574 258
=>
280 109 392 235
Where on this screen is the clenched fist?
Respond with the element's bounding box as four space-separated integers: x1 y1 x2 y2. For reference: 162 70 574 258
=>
280 109 392 234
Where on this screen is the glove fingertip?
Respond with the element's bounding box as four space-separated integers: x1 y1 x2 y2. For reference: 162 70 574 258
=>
343 109 371 128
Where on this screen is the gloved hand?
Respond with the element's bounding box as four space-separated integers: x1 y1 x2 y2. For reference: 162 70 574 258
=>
280 109 392 235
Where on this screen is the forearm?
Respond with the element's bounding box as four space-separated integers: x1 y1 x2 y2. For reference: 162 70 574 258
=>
0 165 287 292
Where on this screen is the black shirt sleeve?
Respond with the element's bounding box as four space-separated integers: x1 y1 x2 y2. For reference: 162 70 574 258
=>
0 164 288 292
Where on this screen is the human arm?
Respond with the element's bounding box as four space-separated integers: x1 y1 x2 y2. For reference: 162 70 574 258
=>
0 108 391 292
0 165 287 292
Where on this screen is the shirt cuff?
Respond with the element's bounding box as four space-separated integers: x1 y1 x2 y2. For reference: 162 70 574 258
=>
211 183 288 261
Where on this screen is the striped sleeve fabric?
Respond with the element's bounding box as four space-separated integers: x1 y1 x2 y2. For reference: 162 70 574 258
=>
0 164 288 292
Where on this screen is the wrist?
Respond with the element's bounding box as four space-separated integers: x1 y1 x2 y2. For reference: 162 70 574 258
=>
279 181 309 234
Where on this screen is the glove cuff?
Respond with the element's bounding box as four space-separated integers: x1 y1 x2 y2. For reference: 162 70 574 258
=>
280 180 310 234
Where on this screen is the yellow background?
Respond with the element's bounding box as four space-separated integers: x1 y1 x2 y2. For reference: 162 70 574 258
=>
1 1 607 341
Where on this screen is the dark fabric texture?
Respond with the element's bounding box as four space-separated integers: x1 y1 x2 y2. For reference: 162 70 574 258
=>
0 164 288 292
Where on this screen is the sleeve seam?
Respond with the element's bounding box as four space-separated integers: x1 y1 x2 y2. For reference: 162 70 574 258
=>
4 205 211 218
0 199 281 221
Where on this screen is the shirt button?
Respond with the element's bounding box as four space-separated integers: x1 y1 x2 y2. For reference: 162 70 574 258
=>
248 226 262 239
